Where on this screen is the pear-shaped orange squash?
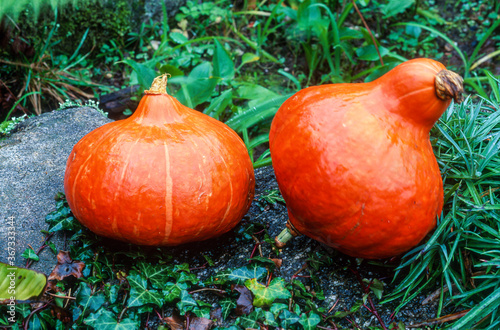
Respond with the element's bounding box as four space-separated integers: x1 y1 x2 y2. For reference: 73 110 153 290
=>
64 75 255 246
270 59 463 259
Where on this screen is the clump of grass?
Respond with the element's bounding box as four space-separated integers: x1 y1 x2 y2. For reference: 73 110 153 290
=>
384 95 500 328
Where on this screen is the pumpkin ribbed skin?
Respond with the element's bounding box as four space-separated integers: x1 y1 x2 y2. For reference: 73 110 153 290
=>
270 59 458 259
64 89 255 246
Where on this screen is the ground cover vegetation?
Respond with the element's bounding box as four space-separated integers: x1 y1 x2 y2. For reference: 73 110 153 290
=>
0 0 499 328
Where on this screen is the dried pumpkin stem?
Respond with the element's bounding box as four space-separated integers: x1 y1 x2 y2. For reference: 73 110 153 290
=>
274 219 301 248
145 74 171 95
435 70 464 104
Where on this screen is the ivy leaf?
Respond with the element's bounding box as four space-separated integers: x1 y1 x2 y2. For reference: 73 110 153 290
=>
21 248 39 261
235 308 264 328
264 311 279 327
75 282 106 323
126 273 163 307
226 264 267 284
135 263 173 289
270 303 288 316
279 310 300 328
245 278 291 308
299 312 321 330
85 309 139 329
248 256 277 270
176 290 198 315
163 282 188 302
220 298 236 320
177 271 199 284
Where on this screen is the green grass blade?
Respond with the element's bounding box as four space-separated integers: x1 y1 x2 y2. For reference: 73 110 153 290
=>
449 286 500 329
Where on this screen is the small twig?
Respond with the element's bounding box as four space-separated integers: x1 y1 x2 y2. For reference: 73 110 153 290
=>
290 262 308 281
351 0 384 66
188 288 226 295
407 309 471 328
189 263 207 271
328 298 340 313
46 292 76 300
422 285 453 305
154 309 164 324
64 288 72 308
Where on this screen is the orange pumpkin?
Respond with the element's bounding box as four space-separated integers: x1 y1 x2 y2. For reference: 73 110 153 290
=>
64 75 255 246
270 59 463 259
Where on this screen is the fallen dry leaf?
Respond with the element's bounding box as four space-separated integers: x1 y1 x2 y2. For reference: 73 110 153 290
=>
189 316 213 330
164 312 184 330
234 285 253 316
48 251 85 281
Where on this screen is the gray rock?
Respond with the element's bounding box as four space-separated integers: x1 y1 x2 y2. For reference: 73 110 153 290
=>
0 107 111 275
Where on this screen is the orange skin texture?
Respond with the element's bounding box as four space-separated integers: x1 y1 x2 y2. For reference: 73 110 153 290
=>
270 59 450 259
64 93 255 246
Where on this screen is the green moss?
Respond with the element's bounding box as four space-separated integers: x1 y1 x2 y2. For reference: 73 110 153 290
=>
14 0 133 55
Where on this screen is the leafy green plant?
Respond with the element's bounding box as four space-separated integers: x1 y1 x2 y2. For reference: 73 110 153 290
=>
0 10 99 115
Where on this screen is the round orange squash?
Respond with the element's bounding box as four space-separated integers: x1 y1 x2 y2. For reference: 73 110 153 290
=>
64 75 255 246
270 59 463 259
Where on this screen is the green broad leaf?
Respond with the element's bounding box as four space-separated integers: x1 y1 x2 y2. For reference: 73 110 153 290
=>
21 248 39 262
245 278 291 307
135 263 173 289
0 263 46 300
170 62 218 108
176 290 198 315
380 0 415 18
121 59 157 92
85 309 139 330
75 282 106 322
279 310 300 328
356 45 390 61
237 83 279 102
126 273 163 307
299 312 321 330
203 89 233 120
338 27 364 40
364 62 401 82
159 64 184 77
213 39 235 81
241 53 260 66
225 264 267 284
163 282 188 302
169 31 189 44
